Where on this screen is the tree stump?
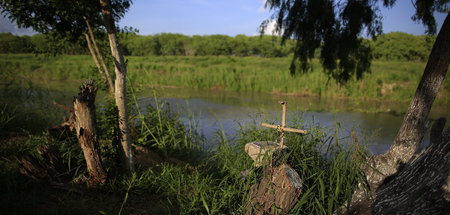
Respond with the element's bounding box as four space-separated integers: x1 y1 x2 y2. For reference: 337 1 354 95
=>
73 79 107 184
246 164 303 215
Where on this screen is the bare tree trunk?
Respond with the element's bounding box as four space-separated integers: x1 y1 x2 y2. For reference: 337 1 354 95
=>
85 33 108 85
99 0 133 172
73 79 107 184
84 17 115 94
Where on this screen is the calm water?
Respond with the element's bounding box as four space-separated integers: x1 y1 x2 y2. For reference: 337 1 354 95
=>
138 88 449 155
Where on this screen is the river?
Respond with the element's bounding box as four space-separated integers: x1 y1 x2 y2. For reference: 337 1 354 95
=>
137 87 449 155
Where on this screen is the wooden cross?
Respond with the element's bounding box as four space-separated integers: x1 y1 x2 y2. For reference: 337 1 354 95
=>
244 101 307 166
261 101 307 148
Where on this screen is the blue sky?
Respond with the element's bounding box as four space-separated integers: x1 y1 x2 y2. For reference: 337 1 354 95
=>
1 0 447 36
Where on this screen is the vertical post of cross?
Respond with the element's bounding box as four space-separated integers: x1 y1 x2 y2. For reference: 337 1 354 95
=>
280 101 287 148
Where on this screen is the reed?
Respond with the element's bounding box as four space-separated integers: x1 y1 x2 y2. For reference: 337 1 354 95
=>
1 54 448 104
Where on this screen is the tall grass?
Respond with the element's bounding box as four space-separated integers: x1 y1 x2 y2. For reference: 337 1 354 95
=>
207 112 367 214
130 88 203 158
0 83 368 214
105 104 367 214
1 54 448 104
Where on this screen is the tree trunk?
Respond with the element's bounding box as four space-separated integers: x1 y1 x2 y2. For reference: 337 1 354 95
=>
73 79 107 184
345 12 450 214
365 11 450 189
390 11 450 164
99 0 134 172
84 17 115 94
372 119 450 214
85 33 108 86
344 118 450 215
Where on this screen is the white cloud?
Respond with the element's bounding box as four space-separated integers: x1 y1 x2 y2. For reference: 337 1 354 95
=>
253 19 281 36
265 19 277 34
0 15 36 36
258 0 268 13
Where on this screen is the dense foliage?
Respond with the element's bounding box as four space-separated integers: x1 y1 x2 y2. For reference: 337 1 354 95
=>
0 0 131 40
0 32 437 61
118 33 297 57
262 0 447 83
263 0 381 82
0 33 34 53
372 31 436 61
0 33 89 55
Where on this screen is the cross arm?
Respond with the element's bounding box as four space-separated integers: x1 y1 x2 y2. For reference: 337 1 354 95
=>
261 123 307 134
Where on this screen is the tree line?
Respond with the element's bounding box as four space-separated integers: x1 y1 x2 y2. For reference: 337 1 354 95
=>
0 33 87 55
0 31 435 61
371 32 436 61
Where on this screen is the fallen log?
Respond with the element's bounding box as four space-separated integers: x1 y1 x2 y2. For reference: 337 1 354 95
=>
16 144 69 182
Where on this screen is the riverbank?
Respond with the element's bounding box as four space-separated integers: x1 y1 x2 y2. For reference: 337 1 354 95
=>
1 54 448 105
0 88 365 214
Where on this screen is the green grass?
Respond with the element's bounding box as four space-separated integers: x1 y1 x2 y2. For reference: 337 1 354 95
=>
0 82 368 214
1 54 448 104
110 103 367 214
0 83 66 135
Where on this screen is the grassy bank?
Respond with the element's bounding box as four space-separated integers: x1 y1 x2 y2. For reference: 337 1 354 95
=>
0 84 367 214
1 54 448 104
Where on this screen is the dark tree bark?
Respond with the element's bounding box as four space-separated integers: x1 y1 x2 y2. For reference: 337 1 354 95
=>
345 118 450 215
390 11 450 162
19 82 108 184
99 0 134 172
372 119 450 214
73 79 107 184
